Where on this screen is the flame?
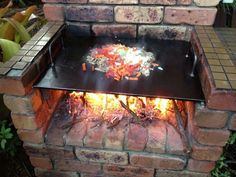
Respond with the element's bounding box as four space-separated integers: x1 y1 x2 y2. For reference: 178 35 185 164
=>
69 91 173 121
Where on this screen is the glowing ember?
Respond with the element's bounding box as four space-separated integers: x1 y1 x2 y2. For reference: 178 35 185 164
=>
86 44 158 81
68 91 179 127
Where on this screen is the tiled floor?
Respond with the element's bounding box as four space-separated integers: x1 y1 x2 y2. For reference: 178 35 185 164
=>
195 26 236 90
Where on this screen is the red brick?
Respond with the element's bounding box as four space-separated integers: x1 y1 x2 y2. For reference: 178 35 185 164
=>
17 128 46 144
187 159 215 173
66 120 87 146
11 113 38 130
146 121 166 153
193 127 230 146
104 165 154 177
194 105 228 128
104 125 125 150
164 7 217 25
43 4 65 22
24 143 49 157
42 0 66 2
84 122 106 148
0 77 27 96
115 6 163 24
155 170 210 177
3 90 42 114
229 114 236 130
194 0 221 7
76 148 128 165
207 92 236 111
177 0 192 5
66 6 113 22
30 156 53 170
90 0 138 3
66 0 87 3
45 113 69 146
80 173 105 177
35 168 79 177
140 0 176 5
46 145 75 160
191 141 223 161
138 25 187 40
92 24 137 38
125 123 148 151
166 124 185 155
55 159 101 173
130 153 186 170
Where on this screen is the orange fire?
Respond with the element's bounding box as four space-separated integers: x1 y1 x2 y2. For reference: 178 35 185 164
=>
69 91 173 122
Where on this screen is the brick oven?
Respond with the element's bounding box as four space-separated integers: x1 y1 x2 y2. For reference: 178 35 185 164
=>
0 0 236 177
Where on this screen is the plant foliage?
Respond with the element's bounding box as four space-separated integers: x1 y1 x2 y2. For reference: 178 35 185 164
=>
0 120 20 156
0 4 37 63
211 132 236 177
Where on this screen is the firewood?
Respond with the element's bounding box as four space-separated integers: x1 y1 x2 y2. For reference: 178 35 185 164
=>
172 100 191 153
117 97 142 125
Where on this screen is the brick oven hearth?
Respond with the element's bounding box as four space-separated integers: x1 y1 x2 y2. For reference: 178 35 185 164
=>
1 0 236 177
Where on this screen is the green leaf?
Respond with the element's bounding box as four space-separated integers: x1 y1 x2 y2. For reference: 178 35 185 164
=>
1 124 5 133
5 132 13 139
5 128 11 133
0 38 20 62
3 18 31 43
1 139 7 149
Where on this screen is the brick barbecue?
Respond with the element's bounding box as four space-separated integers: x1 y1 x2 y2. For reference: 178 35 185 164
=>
1 0 236 177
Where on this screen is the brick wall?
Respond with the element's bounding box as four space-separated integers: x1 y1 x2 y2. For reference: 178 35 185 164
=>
42 0 219 40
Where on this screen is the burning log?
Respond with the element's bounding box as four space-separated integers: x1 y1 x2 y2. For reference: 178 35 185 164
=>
172 100 191 153
116 96 142 125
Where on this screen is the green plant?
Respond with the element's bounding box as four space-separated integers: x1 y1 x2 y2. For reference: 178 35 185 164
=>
0 120 20 156
211 132 236 177
0 4 38 62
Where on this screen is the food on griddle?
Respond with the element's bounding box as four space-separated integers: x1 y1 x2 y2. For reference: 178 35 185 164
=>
86 44 158 81
82 63 87 72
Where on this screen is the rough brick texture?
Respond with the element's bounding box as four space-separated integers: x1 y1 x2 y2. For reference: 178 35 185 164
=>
140 0 176 5
35 168 79 177
125 123 148 151
166 124 185 155
193 127 230 146
146 121 166 153
191 140 222 161
194 104 228 128
11 113 38 130
84 123 106 148
43 4 65 21
76 148 128 165
229 114 236 130
66 6 113 22
104 125 125 150
3 90 42 114
30 156 53 170
115 6 164 24
155 170 210 177
90 0 138 4
164 7 217 25
55 159 102 173
17 128 46 144
130 153 186 170
92 24 137 38
139 25 189 40
194 0 220 7
103 165 154 177
177 0 192 5
187 159 215 173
